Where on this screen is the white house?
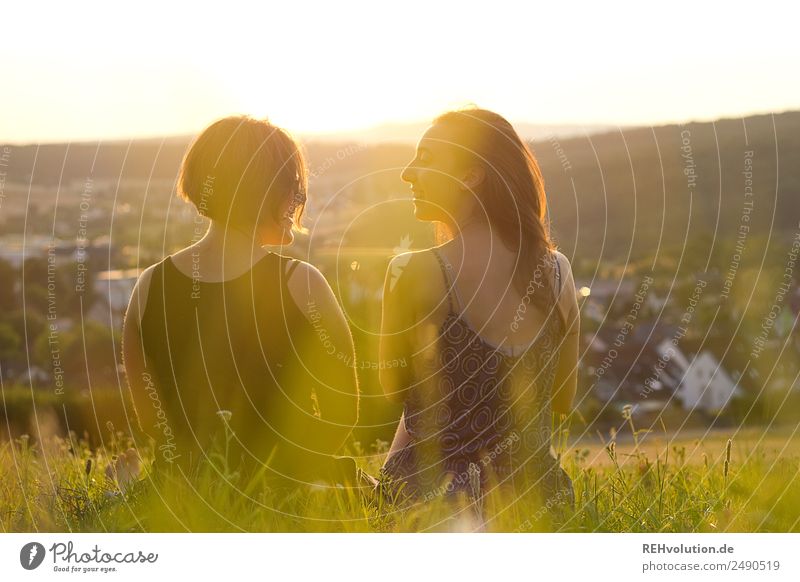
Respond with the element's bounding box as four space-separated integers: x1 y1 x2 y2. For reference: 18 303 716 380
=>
0 234 50 266
655 340 742 413
94 269 140 312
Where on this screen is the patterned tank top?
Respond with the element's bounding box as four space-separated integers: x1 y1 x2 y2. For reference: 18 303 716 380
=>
381 248 574 510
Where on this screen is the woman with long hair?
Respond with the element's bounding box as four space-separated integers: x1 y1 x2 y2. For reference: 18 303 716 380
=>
122 116 359 488
377 108 579 527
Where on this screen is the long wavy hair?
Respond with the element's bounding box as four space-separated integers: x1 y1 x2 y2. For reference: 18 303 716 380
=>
433 107 559 315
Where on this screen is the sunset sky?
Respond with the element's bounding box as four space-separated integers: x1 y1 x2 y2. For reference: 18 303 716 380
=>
3 0 798 143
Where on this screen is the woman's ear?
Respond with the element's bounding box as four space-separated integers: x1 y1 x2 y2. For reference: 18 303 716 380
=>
461 165 486 190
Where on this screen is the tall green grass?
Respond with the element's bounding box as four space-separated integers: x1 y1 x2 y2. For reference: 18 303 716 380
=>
1 416 798 533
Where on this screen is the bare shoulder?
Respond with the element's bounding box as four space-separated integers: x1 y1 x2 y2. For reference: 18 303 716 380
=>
286 259 329 295
553 250 575 288
284 260 357 353
387 247 437 281
386 246 449 304
126 262 160 328
552 249 579 323
285 259 341 319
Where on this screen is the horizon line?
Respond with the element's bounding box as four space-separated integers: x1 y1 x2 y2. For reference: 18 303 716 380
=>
2 107 798 148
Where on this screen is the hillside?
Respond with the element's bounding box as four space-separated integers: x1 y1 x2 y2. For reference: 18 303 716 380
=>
2 110 798 268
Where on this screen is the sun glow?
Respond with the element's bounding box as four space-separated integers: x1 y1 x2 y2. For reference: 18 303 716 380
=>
2 0 798 143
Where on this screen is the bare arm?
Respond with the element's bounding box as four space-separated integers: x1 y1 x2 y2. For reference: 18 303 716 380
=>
552 253 580 416
121 265 158 443
286 261 359 454
378 252 417 405
378 252 422 463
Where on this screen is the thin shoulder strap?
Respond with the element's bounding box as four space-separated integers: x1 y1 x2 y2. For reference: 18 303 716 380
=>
431 248 462 312
285 258 300 279
554 252 562 295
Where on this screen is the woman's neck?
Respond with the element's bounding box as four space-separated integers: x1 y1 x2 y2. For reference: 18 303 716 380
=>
451 218 509 260
195 221 266 258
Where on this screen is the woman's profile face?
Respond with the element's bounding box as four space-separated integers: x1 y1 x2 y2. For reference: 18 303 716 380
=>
401 123 479 226
256 187 305 246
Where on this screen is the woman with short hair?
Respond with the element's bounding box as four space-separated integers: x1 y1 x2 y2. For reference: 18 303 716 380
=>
122 116 359 488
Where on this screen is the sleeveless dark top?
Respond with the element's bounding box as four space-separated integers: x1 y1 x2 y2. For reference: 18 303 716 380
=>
139 252 352 483
380 249 574 512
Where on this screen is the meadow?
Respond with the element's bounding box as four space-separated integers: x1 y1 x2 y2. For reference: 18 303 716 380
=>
2 411 798 533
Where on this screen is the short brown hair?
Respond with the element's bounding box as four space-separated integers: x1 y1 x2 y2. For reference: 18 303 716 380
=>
177 115 307 229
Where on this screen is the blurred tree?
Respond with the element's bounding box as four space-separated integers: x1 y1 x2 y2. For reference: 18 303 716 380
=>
0 322 22 362
0 259 17 311
33 321 119 390
62 321 120 389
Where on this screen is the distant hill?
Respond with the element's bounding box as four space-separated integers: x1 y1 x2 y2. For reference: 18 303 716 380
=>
0 121 618 187
534 110 800 268
298 120 618 144
2 110 798 267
